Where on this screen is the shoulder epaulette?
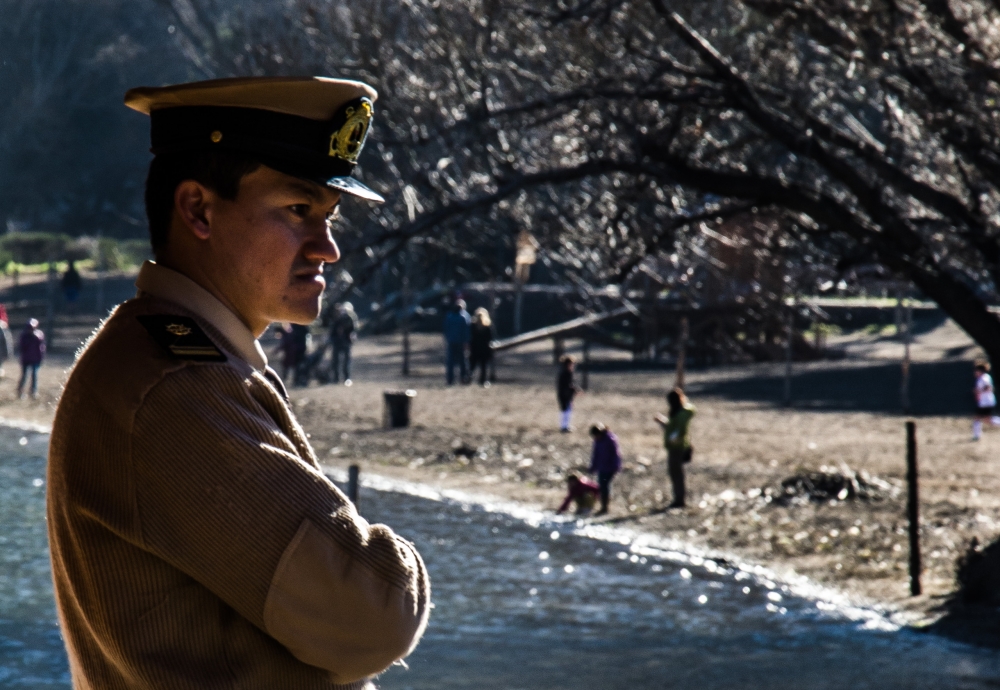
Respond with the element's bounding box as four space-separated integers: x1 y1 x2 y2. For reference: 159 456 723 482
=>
136 315 226 362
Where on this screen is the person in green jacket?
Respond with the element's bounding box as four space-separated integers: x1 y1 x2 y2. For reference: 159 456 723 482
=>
654 387 695 508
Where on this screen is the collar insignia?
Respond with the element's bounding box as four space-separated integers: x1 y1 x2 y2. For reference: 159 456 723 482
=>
166 323 192 337
329 98 373 163
138 314 227 362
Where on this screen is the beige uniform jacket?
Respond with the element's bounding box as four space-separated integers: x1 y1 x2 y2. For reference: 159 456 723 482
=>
47 263 429 689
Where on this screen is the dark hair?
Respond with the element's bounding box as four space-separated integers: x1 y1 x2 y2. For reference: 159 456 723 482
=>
144 151 262 254
560 354 575 368
589 422 607 437
667 387 687 417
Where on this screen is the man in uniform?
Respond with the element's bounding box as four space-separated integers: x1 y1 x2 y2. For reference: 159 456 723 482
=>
46 76 430 689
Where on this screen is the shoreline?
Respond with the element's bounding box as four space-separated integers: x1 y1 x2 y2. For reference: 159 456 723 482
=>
13 331 1000 646
6 411 912 630
321 462 906 630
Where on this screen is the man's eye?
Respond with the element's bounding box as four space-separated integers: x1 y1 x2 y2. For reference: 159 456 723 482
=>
289 204 310 217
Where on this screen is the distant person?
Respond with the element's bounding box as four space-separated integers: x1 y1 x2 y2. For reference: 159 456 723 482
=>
62 261 82 306
973 361 1000 441
290 323 310 387
330 301 358 385
655 388 696 508
557 355 581 432
556 471 600 516
443 299 471 385
276 323 308 385
0 304 10 378
469 307 494 387
17 318 45 399
588 423 622 516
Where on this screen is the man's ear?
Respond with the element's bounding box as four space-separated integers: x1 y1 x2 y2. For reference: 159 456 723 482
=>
173 180 215 241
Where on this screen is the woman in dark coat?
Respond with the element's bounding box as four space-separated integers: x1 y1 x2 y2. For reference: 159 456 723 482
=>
468 307 494 386
588 423 622 515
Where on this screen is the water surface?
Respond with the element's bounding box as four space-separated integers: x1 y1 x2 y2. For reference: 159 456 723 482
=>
360 485 1000 690
1 426 998 689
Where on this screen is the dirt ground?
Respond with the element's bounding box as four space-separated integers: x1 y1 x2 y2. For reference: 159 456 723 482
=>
290 331 999 622
9 312 1000 633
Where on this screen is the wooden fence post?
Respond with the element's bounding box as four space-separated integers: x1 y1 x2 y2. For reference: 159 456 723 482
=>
906 421 921 596
347 464 360 510
675 316 688 390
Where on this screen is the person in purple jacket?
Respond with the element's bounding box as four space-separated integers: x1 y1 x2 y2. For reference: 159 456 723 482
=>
17 318 45 399
588 423 622 516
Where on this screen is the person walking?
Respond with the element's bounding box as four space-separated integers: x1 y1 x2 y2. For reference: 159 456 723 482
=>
443 299 471 385
973 361 1000 440
16 318 45 399
588 423 622 516
275 323 297 383
290 323 311 387
655 388 696 508
62 260 83 308
469 307 494 387
557 355 580 432
330 301 358 385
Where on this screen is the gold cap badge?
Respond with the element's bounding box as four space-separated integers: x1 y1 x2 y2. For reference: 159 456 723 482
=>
329 99 372 163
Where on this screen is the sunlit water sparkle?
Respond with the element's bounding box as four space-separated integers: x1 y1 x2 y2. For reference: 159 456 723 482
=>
0 426 998 688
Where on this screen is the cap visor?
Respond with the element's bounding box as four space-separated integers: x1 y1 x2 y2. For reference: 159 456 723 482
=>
326 176 385 203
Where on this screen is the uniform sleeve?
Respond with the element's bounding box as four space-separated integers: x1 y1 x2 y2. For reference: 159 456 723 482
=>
130 365 429 684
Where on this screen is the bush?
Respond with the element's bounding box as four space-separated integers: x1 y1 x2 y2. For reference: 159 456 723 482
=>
0 232 70 265
94 237 151 271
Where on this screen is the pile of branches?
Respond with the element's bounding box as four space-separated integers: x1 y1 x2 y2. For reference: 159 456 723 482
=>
773 468 893 505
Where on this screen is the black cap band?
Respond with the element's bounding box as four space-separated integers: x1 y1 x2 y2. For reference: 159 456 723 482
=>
149 97 375 189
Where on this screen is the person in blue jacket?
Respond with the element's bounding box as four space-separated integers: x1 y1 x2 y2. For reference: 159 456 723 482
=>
588 423 622 516
443 299 471 385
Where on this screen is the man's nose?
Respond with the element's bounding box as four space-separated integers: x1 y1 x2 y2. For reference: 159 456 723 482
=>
307 225 341 264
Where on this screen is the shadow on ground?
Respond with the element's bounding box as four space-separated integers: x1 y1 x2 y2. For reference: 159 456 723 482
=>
924 537 1000 649
686 359 974 416
925 606 1000 649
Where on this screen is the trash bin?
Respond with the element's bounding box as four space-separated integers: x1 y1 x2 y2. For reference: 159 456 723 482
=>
383 389 417 428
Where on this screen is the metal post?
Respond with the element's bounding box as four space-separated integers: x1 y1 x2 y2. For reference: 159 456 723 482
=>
784 304 794 406
45 256 57 343
901 299 912 414
906 421 921 596
402 327 410 376
488 279 498 383
581 339 590 391
401 253 410 376
513 280 523 335
553 337 564 365
675 316 688 391
95 230 104 315
643 273 655 361
347 464 360 509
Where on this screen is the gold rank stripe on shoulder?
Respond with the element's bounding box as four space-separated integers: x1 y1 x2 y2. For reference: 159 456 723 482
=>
137 314 227 363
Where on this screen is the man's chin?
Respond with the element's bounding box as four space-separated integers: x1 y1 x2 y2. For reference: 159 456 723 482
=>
277 301 322 326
